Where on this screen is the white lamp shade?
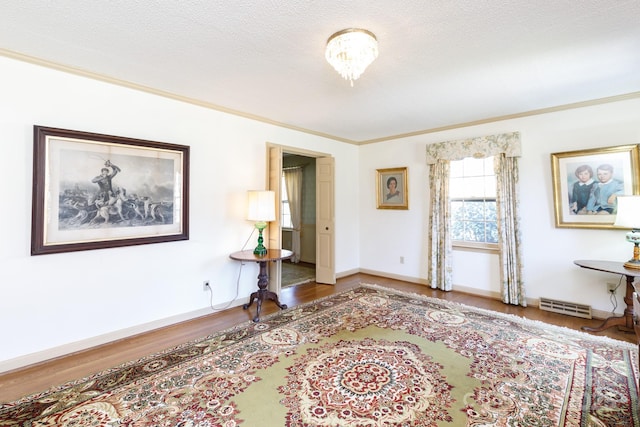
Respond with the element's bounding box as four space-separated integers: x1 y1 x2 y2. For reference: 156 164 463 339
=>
613 195 640 228
247 190 276 222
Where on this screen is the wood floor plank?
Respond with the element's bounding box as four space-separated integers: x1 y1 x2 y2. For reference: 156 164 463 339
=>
0 273 635 403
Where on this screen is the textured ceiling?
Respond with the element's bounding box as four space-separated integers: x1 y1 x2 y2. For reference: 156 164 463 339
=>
1 1 639 144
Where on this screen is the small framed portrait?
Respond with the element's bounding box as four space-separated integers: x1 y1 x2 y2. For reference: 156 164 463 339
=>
551 144 640 229
376 167 408 210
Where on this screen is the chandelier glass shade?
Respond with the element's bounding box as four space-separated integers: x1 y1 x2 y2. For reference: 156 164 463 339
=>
325 28 378 86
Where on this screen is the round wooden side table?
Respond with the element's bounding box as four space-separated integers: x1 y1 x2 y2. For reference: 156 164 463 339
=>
230 249 293 322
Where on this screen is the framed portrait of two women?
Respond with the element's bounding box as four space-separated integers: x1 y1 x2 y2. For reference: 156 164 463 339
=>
551 144 640 229
376 167 408 210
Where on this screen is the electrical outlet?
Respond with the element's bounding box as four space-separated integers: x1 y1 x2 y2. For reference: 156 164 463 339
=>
400 256 405 264
606 282 616 294
203 280 211 291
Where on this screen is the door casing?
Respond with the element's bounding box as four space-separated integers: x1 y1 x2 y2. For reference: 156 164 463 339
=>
266 143 336 292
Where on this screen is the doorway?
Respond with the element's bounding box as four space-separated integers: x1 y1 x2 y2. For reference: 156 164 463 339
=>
266 144 335 293
281 153 316 287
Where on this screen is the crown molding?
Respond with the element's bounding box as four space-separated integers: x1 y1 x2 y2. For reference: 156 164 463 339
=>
3 48 638 147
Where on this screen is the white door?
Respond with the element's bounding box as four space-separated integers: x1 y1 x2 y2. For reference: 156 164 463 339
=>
267 145 283 292
315 156 335 284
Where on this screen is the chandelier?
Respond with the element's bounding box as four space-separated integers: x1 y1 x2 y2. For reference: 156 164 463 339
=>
325 28 378 86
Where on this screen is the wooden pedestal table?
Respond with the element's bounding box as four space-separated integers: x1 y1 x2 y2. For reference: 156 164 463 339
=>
229 249 293 322
574 259 640 333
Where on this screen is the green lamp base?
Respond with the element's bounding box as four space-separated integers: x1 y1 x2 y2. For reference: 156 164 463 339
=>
253 245 267 257
253 222 267 257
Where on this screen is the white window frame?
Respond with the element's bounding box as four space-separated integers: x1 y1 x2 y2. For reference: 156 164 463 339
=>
450 156 499 252
281 174 293 230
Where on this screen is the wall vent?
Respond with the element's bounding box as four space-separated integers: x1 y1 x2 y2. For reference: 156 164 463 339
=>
539 297 592 319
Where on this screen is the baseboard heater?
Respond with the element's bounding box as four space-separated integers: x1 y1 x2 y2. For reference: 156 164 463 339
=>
539 297 592 319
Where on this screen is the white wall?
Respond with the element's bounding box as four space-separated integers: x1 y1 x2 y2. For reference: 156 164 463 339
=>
0 56 360 370
3 54 639 372
359 97 640 315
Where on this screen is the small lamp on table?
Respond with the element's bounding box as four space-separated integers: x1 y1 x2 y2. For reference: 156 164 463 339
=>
247 190 276 257
614 195 640 269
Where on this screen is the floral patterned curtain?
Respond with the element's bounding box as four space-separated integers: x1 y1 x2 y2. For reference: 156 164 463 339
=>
426 132 525 305
284 167 303 263
495 154 526 305
425 132 521 163
428 160 452 290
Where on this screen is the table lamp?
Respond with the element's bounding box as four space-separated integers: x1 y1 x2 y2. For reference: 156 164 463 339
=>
247 190 276 256
613 195 640 269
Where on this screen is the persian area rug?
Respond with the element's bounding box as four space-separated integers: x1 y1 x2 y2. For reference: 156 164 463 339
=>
2 285 638 426
282 262 316 288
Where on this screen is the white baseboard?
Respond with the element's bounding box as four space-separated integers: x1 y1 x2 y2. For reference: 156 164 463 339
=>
2 271 621 374
336 268 359 279
358 269 429 286
360 268 505 302
0 297 247 374
357 269 619 319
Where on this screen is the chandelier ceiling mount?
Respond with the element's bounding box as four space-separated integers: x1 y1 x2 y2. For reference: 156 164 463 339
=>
325 28 378 87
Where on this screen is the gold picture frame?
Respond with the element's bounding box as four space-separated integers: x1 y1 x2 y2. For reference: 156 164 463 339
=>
376 167 408 210
551 144 640 229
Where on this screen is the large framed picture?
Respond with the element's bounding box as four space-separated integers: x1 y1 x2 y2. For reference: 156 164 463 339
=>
551 144 640 229
376 167 408 210
31 126 190 255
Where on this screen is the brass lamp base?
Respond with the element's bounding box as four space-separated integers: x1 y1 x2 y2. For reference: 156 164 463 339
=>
623 259 640 269
623 235 640 269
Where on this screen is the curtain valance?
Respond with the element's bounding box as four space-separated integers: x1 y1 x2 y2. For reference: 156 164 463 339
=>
425 131 521 164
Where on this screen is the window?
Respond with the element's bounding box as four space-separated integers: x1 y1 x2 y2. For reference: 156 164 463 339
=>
450 156 498 247
281 174 293 229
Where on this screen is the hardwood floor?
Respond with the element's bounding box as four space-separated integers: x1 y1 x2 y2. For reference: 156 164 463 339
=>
1 273 636 403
